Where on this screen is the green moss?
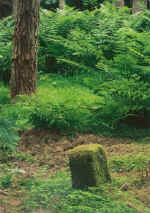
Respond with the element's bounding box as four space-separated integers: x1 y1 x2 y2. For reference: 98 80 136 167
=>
68 144 111 189
68 144 104 154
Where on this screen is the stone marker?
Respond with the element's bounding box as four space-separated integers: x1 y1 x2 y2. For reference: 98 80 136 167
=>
68 144 111 189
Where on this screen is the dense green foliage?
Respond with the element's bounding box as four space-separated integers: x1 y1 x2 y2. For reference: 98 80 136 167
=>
0 118 19 151
0 16 13 82
1 3 150 133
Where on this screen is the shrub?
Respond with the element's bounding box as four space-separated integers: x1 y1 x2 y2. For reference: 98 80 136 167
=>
0 118 19 152
30 102 93 133
0 95 36 130
0 174 13 189
0 4 131 81
29 73 103 134
39 4 131 74
130 9 150 32
93 78 150 127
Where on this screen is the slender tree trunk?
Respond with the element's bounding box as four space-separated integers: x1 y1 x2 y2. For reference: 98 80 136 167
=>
132 0 147 13
59 0 65 10
13 0 17 18
10 0 40 99
116 0 124 7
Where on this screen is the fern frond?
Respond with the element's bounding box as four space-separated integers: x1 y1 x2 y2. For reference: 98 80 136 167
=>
0 118 19 152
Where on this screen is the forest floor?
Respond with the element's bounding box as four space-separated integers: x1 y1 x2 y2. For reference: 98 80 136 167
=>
0 128 150 213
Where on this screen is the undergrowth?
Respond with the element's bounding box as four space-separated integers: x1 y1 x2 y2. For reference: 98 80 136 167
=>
22 174 135 213
1 4 150 133
3 170 149 213
1 73 150 139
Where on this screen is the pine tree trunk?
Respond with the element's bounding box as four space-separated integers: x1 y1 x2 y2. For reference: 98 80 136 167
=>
10 0 40 99
116 0 124 7
13 0 17 18
132 0 146 13
59 0 65 10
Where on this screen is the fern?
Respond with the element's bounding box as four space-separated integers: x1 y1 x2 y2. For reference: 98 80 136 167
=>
0 118 19 152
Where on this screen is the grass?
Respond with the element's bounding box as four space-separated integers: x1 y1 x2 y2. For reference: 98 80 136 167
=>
20 173 138 213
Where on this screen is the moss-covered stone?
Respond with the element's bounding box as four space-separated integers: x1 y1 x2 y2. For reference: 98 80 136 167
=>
68 144 111 189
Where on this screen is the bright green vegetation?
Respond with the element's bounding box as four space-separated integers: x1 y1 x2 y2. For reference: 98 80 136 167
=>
1 4 150 135
0 118 19 151
0 2 150 213
1 73 150 138
18 172 144 213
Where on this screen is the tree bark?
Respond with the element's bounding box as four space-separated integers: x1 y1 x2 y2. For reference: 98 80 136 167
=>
59 0 65 10
132 0 147 13
116 0 124 7
10 0 40 99
13 0 17 18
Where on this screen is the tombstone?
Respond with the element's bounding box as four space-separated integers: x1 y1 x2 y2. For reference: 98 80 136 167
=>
68 144 111 189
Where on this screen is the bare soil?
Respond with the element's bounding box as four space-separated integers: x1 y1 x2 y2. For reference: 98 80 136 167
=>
19 128 134 174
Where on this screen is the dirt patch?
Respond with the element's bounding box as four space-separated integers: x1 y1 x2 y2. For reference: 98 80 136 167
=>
19 128 134 173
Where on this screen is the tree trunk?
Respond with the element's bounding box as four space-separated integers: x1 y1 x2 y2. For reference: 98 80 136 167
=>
132 0 147 13
10 0 40 99
59 0 65 10
116 0 124 7
13 0 17 18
